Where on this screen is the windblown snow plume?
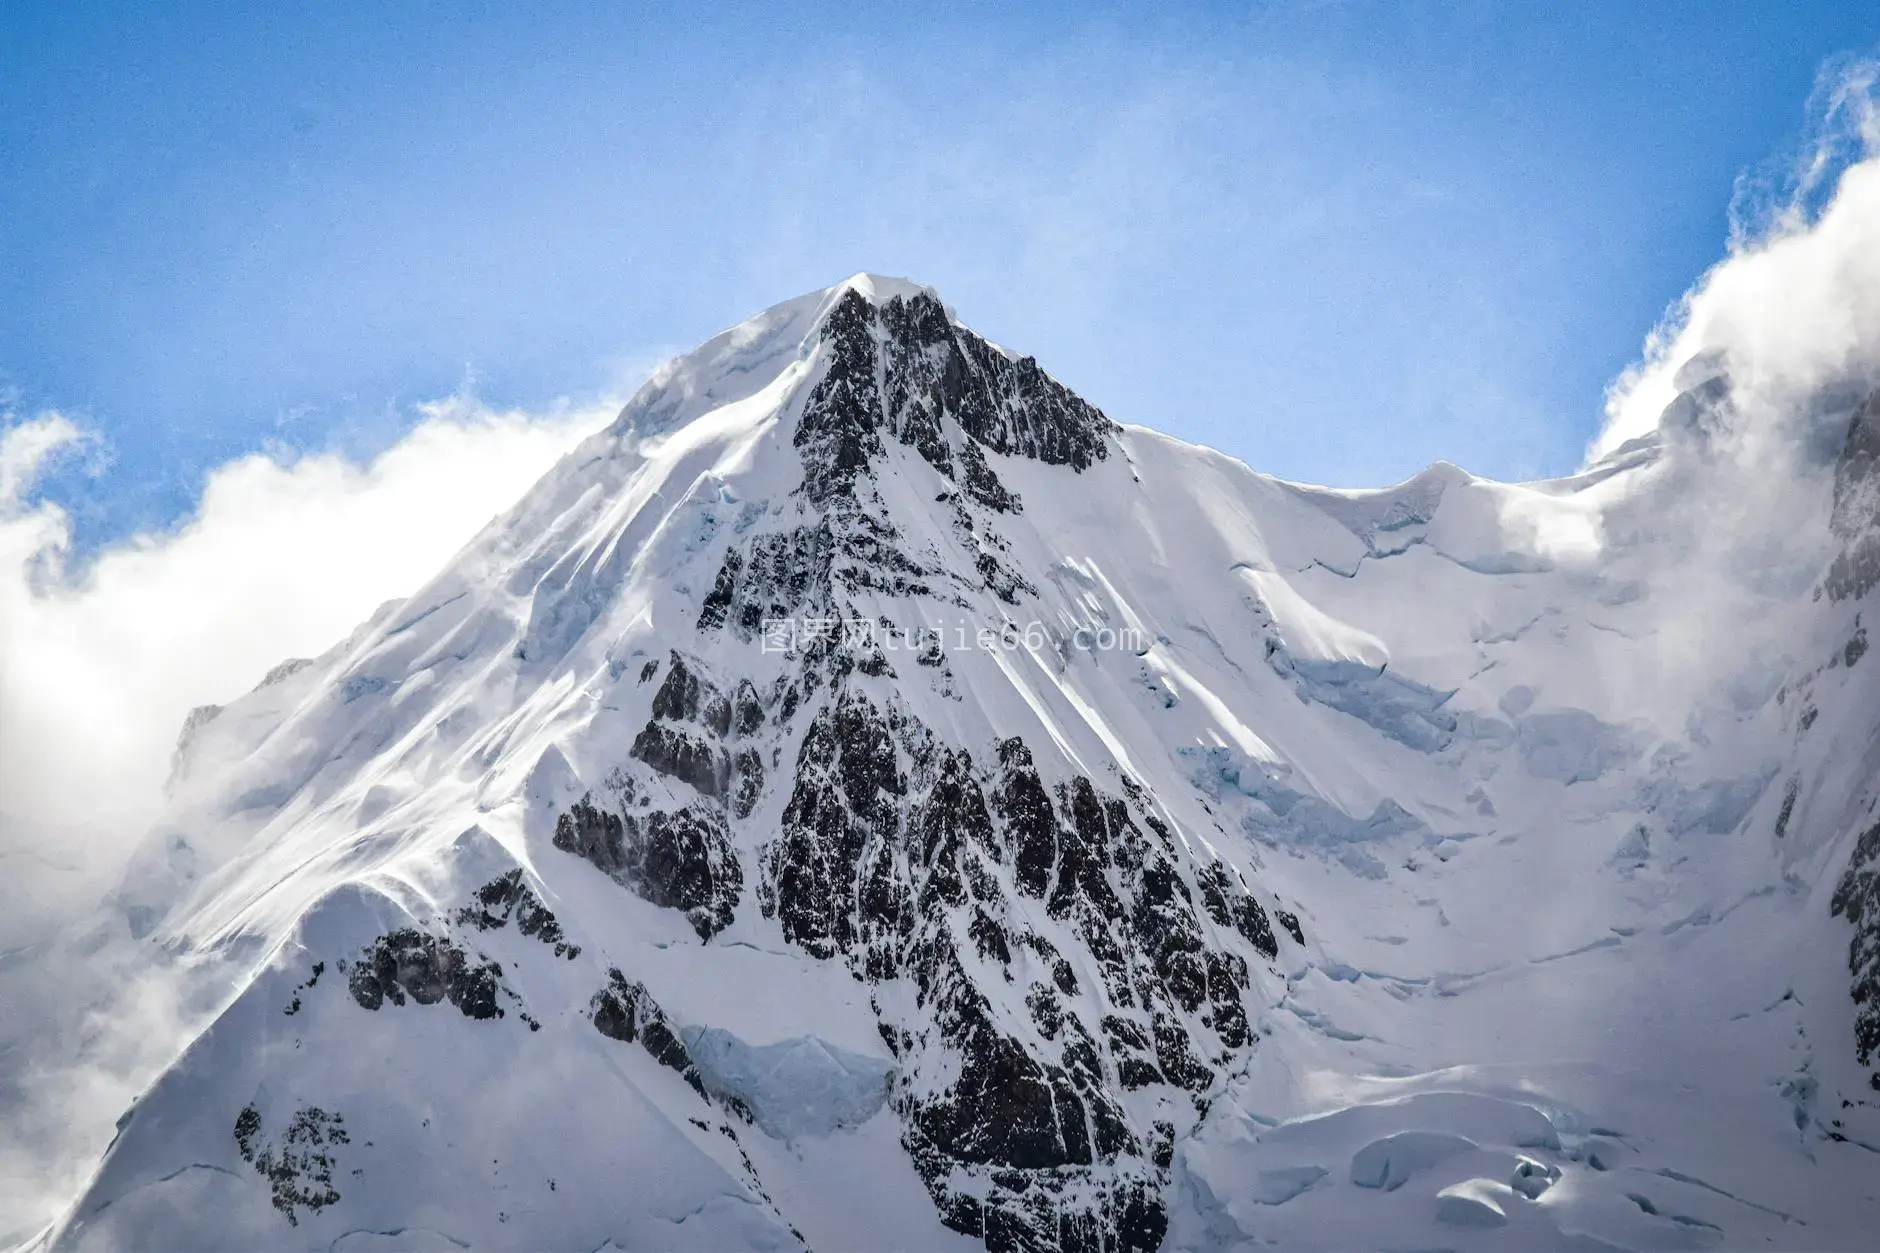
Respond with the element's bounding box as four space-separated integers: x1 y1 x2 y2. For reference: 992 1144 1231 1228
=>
1596 57 1880 464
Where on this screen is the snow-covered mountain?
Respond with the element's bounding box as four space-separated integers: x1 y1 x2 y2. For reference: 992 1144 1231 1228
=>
30 274 1880 1252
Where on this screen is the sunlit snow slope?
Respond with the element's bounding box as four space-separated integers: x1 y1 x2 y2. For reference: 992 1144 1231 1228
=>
32 276 1880 1252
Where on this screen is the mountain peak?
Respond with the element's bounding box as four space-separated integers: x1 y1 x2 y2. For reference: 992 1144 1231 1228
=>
608 274 944 441
827 271 942 308
608 273 1114 503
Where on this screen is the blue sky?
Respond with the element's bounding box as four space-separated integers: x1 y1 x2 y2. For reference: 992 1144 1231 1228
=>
5 1 1878 546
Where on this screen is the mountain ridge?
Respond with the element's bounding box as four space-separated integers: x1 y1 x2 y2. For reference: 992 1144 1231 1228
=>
32 275 1880 1253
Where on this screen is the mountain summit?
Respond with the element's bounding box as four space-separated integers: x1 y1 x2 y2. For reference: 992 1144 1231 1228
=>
38 277 1880 1252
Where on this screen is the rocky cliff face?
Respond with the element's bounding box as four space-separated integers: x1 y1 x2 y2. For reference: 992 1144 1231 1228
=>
531 288 1285 1251
1822 389 1880 1087
38 278 1880 1253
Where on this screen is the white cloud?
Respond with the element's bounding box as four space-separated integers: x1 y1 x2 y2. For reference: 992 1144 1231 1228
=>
1592 60 1880 461
0 394 607 870
0 411 88 506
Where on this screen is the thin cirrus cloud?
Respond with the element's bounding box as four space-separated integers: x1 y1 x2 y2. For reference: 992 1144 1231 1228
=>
16 2 1821 547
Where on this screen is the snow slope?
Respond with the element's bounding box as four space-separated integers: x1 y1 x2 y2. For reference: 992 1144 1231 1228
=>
24 276 1880 1252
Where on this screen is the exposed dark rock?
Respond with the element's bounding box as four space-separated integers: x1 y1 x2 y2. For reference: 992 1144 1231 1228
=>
916 750 998 912
455 870 581 959
695 523 846 640
553 794 743 940
1051 778 1123 924
750 673 1270 1251
233 1103 350 1226
1776 777 1801 839
1206 949 1254 1049
552 797 626 874
629 807 743 939
1150 1120 1175 1171
1104 1015 1163 1090
648 652 704 723
734 680 766 736
993 739 1060 898
697 546 743 631
828 510 937 602
630 723 729 801
705 288 1111 634
924 1148 1166 1253
1025 984 1064 1039
871 290 1115 473
347 929 506 1021
590 969 708 1098
976 550 1037 604
798 291 892 507
759 691 905 959
731 746 766 819
1132 851 1211 1012
234 1105 261 1160
969 908 1012 966
1151 1010 1216 1092
624 653 767 819
1276 909 1306 946
903 924 1135 1183
282 961 326 1016
1831 819 1880 1075
1198 860 1280 960
957 440 1019 514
